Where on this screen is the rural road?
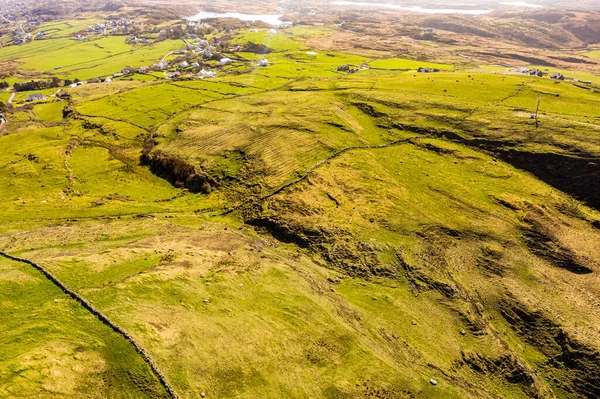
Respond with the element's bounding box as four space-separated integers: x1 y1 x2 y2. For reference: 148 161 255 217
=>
7 91 16 105
161 51 173 63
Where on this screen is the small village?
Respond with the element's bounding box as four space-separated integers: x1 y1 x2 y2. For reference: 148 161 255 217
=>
512 66 593 84
0 18 286 115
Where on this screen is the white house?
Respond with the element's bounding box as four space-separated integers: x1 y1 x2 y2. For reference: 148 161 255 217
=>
218 58 232 66
259 59 269 67
198 70 216 78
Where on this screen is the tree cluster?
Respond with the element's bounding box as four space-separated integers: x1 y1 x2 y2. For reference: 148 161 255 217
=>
13 77 78 92
63 78 81 87
0 81 9 89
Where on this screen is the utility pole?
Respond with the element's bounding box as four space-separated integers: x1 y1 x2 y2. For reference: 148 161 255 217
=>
535 97 541 128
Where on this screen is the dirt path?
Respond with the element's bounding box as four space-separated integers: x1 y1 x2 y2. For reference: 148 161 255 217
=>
0 251 179 399
7 91 16 105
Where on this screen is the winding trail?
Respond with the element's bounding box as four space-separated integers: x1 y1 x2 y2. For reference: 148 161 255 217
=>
0 251 178 399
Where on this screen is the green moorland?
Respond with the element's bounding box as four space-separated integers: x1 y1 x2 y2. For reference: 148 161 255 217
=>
1 17 600 399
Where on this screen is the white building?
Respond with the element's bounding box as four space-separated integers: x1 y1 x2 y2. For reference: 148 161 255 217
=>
198 70 217 78
218 58 232 66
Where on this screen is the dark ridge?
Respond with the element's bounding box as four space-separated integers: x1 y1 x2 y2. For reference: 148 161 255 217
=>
500 297 600 398
461 352 537 396
142 150 216 194
476 51 556 66
522 219 593 274
351 102 388 118
495 150 600 211
548 55 598 65
477 246 506 277
505 53 556 66
247 214 389 278
393 243 460 299
246 217 312 248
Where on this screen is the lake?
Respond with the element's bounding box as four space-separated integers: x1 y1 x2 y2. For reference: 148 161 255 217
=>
330 1 492 14
500 2 544 8
185 12 284 26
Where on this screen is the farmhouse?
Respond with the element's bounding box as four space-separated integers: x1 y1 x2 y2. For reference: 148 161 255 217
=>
198 70 216 78
417 67 440 73
139 66 150 73
153 61 169 69
551 72 564 80
515 67 530 74
0 114 6 124
180 61 189 68
424 28 435 34
26 93 45 102
259 59 269 67
218 58 232 66
529 69 543 77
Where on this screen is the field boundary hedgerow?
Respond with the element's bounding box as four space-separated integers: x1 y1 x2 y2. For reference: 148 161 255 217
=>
0 251 179 399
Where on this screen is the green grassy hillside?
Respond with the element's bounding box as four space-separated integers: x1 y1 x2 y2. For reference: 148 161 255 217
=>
1 19 600 399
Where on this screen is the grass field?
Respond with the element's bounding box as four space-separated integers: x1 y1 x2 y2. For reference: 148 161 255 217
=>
0 37 184 80
584 50 600 60
369 58 453 70
0 257 168 399
1 17 600 399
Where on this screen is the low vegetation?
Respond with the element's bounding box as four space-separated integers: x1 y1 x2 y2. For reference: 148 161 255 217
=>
1 4 599 399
